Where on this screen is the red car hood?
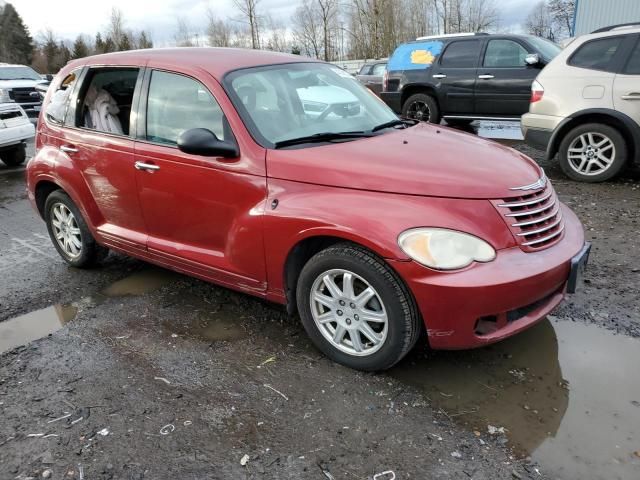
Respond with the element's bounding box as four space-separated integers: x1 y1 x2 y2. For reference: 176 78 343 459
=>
266 123 543 199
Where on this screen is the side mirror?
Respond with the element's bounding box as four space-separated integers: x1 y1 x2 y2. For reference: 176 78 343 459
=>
177 128 239 158
525 53 541 66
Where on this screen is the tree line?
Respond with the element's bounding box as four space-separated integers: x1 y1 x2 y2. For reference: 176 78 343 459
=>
0 0 576 75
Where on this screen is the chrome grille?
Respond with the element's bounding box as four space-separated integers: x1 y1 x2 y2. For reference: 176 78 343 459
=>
9 87 39 104
493 182 565 251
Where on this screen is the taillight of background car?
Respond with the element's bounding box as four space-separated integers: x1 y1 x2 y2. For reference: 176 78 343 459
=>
530 80 544 103
383 70 389 92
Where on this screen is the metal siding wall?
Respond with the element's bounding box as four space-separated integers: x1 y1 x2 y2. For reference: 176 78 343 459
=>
574 0 640 35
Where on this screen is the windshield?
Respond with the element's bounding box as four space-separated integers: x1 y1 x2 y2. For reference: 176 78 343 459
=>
525 36 562 60
0 66 42 81
226 63 398 147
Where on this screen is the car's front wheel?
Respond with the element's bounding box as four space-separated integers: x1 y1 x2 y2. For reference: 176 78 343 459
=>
558 123 627 182
0 143 27 167
44 190 108 268
296 243 421 371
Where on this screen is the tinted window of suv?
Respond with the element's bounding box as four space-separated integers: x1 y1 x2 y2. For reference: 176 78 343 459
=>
569 37 623 71
440 40 481 68
484 40 528 67
623 39 640 74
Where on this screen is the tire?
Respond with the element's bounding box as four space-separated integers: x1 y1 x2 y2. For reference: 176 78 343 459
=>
401 93 441 123
44 190 108 268
558 123 627 182
0 143 26 167
296 243 422 371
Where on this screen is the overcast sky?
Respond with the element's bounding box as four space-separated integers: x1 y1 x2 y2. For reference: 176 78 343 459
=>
7 0 533 45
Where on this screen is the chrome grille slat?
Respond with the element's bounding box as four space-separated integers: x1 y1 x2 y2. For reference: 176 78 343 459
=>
494 179 565 251
522 225 565 246
498 190 553 208
512 205 560 227
516 212 562 236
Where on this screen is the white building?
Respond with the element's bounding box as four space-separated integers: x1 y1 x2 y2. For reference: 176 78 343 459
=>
572 0 640 36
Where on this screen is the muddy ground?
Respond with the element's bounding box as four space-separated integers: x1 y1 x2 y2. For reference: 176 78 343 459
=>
1 129 639 480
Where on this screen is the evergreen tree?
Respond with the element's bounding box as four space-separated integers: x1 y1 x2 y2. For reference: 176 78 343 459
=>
138 31 153 49
118 33 132 51
94 32 105 54
71 35 90 59
58 41 71 67
0 3 34 64
103 37 115 53
42 33 59 73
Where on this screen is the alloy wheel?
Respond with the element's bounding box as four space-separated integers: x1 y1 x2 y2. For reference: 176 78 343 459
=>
310 269 389 357
406 101 431 122
567 132 616 176
51 203 83 258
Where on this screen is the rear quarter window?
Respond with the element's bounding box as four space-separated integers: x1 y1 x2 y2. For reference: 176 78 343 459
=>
568 37 624 72
623 39 640 75
387 41 444 71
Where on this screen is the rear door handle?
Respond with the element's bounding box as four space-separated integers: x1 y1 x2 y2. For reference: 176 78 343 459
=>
478 74 495 79
60 145 78 153
432 74 447 79
621 93 640 100
134 161 160 172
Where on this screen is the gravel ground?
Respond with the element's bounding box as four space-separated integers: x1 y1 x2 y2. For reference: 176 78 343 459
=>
0 131 638 480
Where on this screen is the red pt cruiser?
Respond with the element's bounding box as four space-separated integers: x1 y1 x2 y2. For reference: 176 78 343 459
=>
27 49 590 371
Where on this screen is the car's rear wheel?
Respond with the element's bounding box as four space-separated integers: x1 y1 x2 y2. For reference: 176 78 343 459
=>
558 123 627 182
296 243 421 371
44 190 108 268
402 93 440 123
0 144 27 167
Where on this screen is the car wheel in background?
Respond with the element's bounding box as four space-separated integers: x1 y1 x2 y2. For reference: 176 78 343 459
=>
44 190 109 268
558 123 627 182
0 144 27 167
296 243 422 371
402 93 440 123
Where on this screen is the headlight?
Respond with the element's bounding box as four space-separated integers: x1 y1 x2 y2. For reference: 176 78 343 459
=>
0 88 13 103
398 228 496 271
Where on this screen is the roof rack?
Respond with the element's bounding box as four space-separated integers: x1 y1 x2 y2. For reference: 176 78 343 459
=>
416 32 488 41
592 23 640 33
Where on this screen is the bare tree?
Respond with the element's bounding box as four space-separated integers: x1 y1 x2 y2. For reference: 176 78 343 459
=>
292 0 323 58
175 17 195 46
232 0 261 49
548 0 576 37
206 10 233 47
317 0 338 61
263 16 289 52
525 1 556 40
107 7 126 47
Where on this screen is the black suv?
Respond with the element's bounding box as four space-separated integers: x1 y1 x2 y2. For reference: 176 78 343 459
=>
381 33 561 125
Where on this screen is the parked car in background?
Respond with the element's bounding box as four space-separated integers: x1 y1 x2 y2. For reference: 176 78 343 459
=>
356 61 387 96
28 48 588 371
522 24 640 182
0 63 48 124
382 33 561 125
0 103 34 167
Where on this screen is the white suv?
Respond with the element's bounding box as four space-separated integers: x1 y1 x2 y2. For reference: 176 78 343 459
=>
522 24 640 182
0 103 34 167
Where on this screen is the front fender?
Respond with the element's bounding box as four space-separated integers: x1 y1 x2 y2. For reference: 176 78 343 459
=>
263 178 515 297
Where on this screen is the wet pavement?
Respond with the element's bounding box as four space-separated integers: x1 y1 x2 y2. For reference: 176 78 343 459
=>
1 133 639 479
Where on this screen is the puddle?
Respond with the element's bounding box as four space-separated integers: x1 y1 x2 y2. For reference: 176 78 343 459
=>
448 120 524 146
0 267 181 354
102 268 181 296
0 304 78 354
390 318 640 480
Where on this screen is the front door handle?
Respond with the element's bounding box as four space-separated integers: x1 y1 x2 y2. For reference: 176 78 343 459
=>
621 93 640 101
478 74 495 79
432 74 447 79
134 161 160 172
60 145 78 153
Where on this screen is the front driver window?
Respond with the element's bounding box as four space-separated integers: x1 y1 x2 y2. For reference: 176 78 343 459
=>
146 70 226 146
484 40 528 68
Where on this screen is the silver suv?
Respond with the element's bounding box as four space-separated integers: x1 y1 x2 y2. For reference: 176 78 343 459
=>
522 24 640 182
0 63 47 124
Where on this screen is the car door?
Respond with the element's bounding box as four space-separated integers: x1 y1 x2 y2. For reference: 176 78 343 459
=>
430 39 483 116
474 38 536 117
613 35 640 127
133 68 268 292
59 66 148 249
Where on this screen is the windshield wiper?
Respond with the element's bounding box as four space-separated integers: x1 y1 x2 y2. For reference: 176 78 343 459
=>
371 118 416 132
273 131 374 149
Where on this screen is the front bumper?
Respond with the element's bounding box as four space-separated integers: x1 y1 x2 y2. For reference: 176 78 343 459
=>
0 121 35 149
389 204 585 350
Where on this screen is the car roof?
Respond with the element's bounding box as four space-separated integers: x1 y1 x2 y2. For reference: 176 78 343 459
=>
409 33 535 44
69 47 320 78
579 26 640 41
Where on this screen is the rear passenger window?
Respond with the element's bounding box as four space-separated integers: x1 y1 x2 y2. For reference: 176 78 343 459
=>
358 65 372 75
623 39 640 74
569 37 623 72
483 40 528 67
440 40 481 68
76 68 139 136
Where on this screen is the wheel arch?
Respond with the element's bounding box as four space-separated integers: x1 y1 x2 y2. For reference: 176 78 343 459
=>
400 84 440 111
34 179 63 219
547 109 640 164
